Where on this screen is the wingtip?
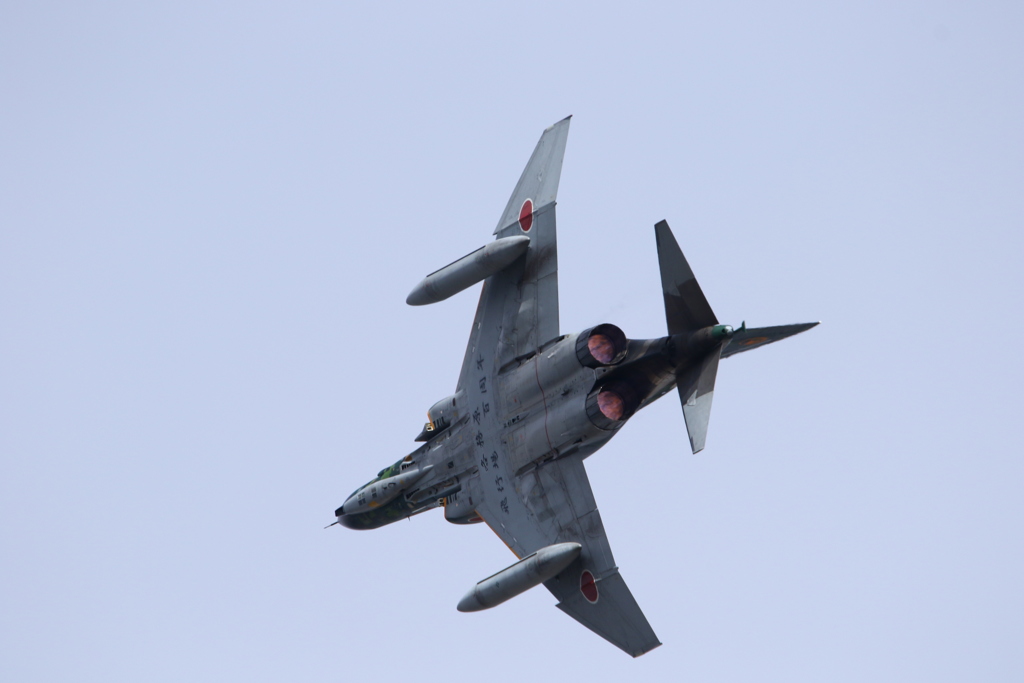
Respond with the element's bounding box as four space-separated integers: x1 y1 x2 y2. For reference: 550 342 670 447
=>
631 641 664 657
546 115 573 131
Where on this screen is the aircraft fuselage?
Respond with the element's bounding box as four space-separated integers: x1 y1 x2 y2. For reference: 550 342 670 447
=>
336 323 733 530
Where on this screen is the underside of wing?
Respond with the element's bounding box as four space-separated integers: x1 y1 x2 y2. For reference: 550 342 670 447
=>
546 569 661 657
472 454 661 657
457 118 571 391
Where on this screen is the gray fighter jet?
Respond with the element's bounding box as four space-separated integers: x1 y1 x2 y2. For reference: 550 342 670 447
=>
333 117 817 657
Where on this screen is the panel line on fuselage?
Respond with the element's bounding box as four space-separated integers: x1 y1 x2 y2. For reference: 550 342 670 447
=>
532 355 555 454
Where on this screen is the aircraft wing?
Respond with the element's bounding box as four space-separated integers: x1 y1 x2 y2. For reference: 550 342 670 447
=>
456 118 659 655
457 117 571 391
473 453 662 657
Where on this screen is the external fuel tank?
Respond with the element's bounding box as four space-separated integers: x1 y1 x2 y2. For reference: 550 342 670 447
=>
456 542 582 612
406 236 530 306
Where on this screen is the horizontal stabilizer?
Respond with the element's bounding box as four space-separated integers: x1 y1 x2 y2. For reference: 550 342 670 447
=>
721 322 819 359
677 342 724 454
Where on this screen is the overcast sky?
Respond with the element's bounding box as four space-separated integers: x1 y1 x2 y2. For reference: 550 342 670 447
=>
2 2 1022 681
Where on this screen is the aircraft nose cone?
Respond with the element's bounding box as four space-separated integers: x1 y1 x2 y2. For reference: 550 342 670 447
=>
334 504 362 530
337 513 365 530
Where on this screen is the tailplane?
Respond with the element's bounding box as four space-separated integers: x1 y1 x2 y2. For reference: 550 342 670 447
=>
654 220 817 454
676 345 723 453
721 322 820 358
655 220 723 453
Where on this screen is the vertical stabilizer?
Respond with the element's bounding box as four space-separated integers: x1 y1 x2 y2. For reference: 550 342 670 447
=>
655 220 717 335
655 220 723 453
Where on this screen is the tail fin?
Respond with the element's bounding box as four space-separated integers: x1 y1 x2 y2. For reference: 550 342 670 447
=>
654 220 819 453
655 220 718 336
655 220 722 454
676 344 723 453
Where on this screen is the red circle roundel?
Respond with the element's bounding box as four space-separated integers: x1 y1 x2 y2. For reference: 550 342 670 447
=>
580 570 599 603
519 199 534 232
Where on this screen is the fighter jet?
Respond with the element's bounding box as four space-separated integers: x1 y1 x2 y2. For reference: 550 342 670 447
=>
333 117 818 657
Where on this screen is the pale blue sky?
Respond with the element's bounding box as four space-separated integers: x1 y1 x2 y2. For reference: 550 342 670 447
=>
2 2 1022 681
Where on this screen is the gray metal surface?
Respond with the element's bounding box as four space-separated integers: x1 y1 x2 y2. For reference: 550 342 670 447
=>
493 116 571 235
406 235 530 306
549 571 662 657
333 118 818 657
721 322 820 358
677 343 723 454
457 116 570 388
457 542 582 612
339 465 432 515
655 219 717 335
